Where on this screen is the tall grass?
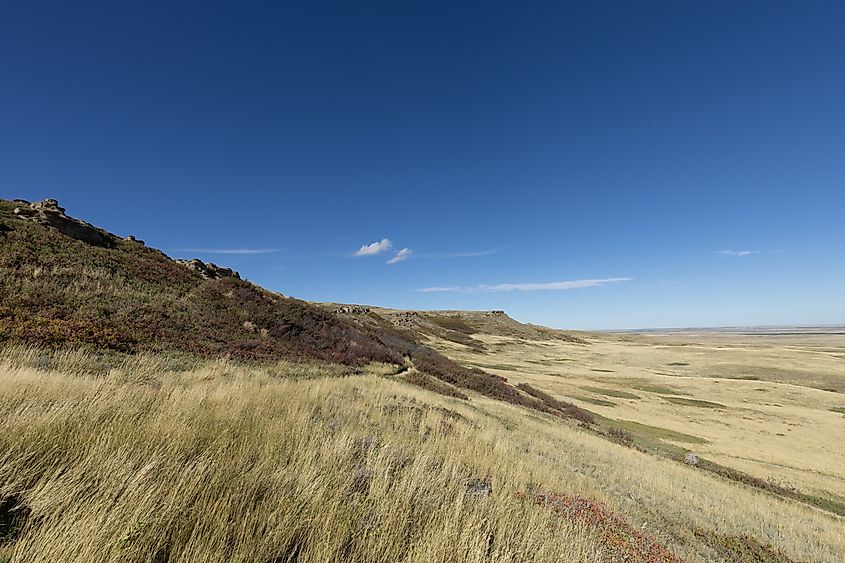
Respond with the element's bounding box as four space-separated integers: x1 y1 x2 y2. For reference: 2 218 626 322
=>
0 355 600 562
1 349 843 561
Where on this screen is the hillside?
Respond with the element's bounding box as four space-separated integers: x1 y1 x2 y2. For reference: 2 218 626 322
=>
319 304 589 352
0 198 401 364
0 197 592 421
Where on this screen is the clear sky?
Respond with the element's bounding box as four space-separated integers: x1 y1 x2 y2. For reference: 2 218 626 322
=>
2 1 844 329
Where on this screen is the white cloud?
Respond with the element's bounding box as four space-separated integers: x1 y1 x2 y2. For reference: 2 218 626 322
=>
718 250 760 257
387 248 412 264
418 277 632 293
354 238 392 256
172 248 281 255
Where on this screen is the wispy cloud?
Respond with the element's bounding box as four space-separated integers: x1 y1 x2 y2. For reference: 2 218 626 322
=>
416 247 505 259
717 249 785 257
717 250 760 257
171 248 281 255
387 248 412 264
418 277 632 293
355 238 392 256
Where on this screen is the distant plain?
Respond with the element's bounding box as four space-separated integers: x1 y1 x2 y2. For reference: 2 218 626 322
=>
434 325 845 509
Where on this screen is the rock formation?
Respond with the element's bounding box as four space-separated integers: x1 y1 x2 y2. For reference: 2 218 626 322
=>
13 199 117 248
334 306 371 315
175 258 240 280
10 198 245 281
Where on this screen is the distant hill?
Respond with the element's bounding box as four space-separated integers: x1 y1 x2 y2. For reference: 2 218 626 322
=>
318 304 589 352
0 198 591 421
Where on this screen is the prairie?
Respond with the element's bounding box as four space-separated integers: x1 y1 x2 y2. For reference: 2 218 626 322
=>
1 343 844 562
433 327 845 520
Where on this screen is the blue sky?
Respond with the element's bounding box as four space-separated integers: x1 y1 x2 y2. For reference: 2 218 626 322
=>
2 1 844 329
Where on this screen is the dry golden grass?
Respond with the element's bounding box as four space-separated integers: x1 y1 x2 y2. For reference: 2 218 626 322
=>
1 345 844 562
0 352 603 563
438 330 845 507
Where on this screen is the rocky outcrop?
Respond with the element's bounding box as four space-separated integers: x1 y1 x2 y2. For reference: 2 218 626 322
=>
175 258 240 280
392 311 424 329
13 199 118 248
334 306 371 315
9 198 244 281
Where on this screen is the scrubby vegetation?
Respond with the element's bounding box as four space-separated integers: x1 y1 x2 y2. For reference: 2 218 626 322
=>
573 395 617 407
516 491 681 562
516 383 593 423
692 529 795 563
690 457 845 517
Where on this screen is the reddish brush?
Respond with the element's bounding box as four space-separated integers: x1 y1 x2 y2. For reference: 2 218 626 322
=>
516 490 682 563
516 383 594 424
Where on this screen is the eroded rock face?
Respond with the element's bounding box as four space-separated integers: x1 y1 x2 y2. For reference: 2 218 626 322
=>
175 258 241 280
14 199 117 248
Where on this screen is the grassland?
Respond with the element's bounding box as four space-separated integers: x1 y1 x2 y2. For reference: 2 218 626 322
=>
432 328 845 533
1 346 844 562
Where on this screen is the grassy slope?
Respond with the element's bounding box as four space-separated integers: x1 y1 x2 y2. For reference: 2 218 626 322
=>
1 354 834 562
0 199 593 422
